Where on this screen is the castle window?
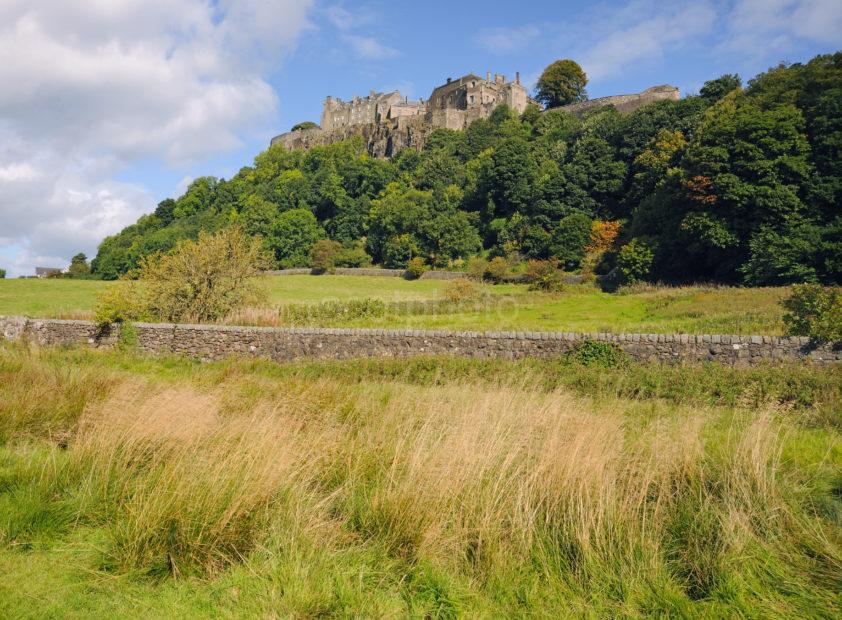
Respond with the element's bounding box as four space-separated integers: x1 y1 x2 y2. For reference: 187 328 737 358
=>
469 95 475 103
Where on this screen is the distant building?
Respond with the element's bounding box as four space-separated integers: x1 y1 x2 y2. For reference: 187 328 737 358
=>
35 267 62 278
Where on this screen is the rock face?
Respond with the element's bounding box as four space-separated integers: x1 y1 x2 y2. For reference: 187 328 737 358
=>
2 316 839 366
271 115 435 158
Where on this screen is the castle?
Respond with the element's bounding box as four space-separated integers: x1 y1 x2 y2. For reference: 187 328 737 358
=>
319 71 531 132
271 71 679 157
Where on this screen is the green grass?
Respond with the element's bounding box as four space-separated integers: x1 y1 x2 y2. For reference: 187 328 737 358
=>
0 278 115 318
0 276 789 335
331 284 788 335
0 343 839 617
0 275 447 317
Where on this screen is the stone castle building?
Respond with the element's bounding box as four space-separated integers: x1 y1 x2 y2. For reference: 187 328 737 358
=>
271 71 679 158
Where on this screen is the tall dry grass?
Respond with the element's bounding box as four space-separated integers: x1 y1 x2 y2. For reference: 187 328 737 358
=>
1 344 839 614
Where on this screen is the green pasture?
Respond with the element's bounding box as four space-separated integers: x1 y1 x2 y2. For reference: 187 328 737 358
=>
0 275 789 335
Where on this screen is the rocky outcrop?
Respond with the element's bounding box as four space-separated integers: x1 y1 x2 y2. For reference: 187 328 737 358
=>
270 116 435 158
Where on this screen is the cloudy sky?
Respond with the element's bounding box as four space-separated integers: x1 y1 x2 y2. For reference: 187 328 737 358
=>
1 0 840 276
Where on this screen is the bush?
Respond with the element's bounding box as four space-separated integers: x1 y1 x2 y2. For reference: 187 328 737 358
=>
280 298 387 325
466 257 489 281
616 239 654 285
525 258 564 292
0 268 5 279
568 340 629 368
136 226 267 323
382 235 418 269
406 257 427 279
781 284 842 342
94 280 149 326
309 239 342 274
486 256 509 282
440 279 485 304
335 242 372 268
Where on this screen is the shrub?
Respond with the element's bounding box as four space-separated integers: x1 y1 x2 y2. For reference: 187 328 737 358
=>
383 235 418 269
94 279 150 326
440 279 484 304
568 340 629 368
486 256 509 282
309 239 342 274
335 242 372 268
139 226 268 323
616 239 654 285
0 268 5 279
781 284 842 342
466 257 489 281
280 298 387 325
525 258 564 292
406 257 427 279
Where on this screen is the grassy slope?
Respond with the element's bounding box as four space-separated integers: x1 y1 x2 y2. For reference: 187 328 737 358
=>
0 276 788 335
0 344 840 618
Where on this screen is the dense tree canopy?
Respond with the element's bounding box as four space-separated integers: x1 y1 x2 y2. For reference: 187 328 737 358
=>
93 53 842 287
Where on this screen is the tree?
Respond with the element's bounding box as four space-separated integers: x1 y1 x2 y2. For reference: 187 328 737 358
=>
96 226 268 325
309 239 343 273
272 209 324 268
699 74 742 102
68 253 91 278
291 121 318 131
535 60 588 108
0 268 5 279
549 213 593 269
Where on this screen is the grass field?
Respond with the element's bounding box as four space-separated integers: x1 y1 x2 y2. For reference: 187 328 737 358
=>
0 275 789 335
0 343 839 617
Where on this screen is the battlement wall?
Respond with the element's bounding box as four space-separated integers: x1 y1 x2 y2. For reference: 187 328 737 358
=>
560 85 680 116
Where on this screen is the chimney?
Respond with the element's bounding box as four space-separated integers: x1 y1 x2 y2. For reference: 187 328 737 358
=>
486 71 491 82
516 72 520 85
447 77 452 84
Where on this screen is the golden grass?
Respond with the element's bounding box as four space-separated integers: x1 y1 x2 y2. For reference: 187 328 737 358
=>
1 345 839 615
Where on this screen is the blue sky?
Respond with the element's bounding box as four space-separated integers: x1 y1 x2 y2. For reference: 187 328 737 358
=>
1 0 841 276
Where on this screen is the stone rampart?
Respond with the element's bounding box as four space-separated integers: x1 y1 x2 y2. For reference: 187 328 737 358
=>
2 316 838 366
560 85 680 116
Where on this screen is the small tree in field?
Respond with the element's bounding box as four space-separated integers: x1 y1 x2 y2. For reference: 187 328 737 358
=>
68 253 91 278
0 268 5 279
309 239 342 273
140 227 268 323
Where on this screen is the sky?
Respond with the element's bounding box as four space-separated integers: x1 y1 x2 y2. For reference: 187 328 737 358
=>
1 0 840 276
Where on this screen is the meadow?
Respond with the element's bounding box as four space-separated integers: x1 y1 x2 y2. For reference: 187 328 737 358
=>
0 275 789 335
0 343 839 617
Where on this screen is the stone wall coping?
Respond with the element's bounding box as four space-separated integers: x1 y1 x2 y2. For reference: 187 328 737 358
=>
0 315 814 346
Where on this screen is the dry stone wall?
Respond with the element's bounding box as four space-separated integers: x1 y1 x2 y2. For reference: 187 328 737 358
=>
264 267 466 280
2 316 838 366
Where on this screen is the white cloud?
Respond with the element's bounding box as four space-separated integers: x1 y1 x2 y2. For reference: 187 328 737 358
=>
0 0 314 277
343 34 399 60
522 0 841 91
474 25 540 54
721 0 842 60
576 2 717 81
